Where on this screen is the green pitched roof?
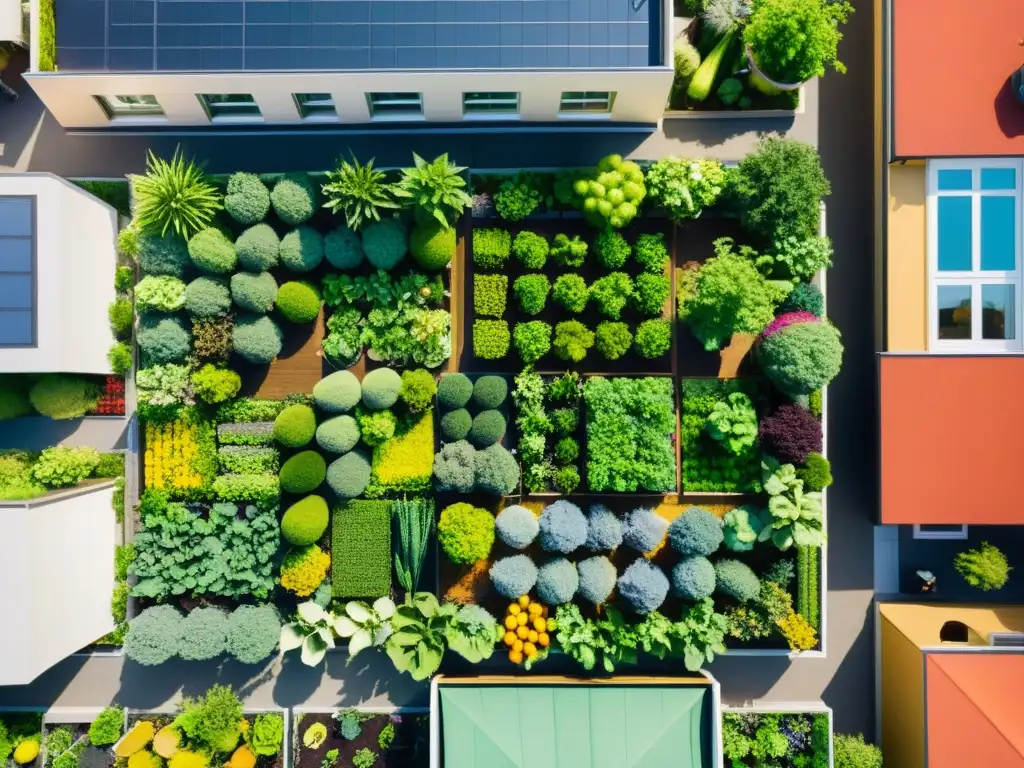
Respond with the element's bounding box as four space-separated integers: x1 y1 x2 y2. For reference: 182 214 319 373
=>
440 683 714 768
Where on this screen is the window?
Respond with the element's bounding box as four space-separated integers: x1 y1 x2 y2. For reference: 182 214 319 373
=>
558 91 616 115
463 92 519 116
928 159 1023 350
940 621 969 643
366 93 423 119
294 93 337 119
95 95 163 118
198 94 261 120
913 524 968 540
0 197 35 346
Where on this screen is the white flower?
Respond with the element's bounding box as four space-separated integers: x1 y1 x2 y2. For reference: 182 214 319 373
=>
691 171 703 181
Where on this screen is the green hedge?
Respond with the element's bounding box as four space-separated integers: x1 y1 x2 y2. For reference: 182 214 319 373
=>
797 546 820 631
331 500 392 599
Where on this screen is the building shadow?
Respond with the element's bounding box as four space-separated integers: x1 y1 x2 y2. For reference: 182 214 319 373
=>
995 75 1024 139
0 48 44 170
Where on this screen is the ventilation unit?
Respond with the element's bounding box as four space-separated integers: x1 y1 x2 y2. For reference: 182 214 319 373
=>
988 632 1024 647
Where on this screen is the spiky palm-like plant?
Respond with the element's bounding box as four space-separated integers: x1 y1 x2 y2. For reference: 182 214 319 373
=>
132 149 222 239
393 152 472 229
321 154 400 231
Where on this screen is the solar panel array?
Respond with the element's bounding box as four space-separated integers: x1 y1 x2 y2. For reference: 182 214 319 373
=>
54 0 657 71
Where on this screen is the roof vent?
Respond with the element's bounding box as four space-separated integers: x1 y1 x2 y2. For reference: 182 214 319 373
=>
988 632 1024 647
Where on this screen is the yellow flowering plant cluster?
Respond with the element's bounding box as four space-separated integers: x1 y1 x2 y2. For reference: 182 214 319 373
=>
144 410 216 498
280 544 330 596
368 412 434 495
776 611 818 651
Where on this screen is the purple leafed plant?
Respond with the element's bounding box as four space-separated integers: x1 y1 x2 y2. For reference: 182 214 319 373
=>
758 403 822 465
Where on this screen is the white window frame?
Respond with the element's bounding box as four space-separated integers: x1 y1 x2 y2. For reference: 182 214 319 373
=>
366 92 424 121
558 91 616 117
293 93 338 121
912 524 968 540
927 158 1024 353
198 94 263 123
462 92 520 118
94 95 165 120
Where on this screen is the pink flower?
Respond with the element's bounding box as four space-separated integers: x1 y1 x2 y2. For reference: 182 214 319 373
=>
760 311 819 340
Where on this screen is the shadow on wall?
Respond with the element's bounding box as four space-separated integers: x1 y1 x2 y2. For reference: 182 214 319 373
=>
0 654 91 707
0 416 129 451
0 47 43 170
704 655 793 704
995 74 1024 139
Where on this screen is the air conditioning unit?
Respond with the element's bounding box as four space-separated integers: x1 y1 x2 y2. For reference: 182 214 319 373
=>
988 632 1024 647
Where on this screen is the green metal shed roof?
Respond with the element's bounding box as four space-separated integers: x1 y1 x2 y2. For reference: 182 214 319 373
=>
439 683 714 768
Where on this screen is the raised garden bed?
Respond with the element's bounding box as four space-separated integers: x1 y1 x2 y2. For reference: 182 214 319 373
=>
41 707 126 768
292 709 428 768
722 705 833 767
0 710 43 768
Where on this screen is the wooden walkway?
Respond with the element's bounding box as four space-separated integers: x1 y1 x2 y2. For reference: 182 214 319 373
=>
251 307 326 400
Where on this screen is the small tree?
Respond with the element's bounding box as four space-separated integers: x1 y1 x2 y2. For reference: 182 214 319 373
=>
834 733 883 768
955 541 1011 591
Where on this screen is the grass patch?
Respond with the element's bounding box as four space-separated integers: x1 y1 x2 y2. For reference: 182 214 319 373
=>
331 500 393 599
74 180 131 217
681 378 761 493
797 545 820 631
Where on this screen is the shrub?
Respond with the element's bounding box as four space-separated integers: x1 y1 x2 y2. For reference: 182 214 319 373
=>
327 450 371 499
88 707 125 747
733 136 831 242
489 555 538 600
474 443 519 495
780 282 825 317
184 276 231 318
668 507 724 556
955 541 1011 591
473 320 510 359
439 502 495 564
473 375 508 409
617 559 669 615
469 410 506 447
632 272 671 316
188 229 237 275
589 272 633 320
594 229 631 269
399 369 437 412
280 452 327 495
275 281 322 324
758 318 844 396
235 224 280 271
577 556 616 604
224 173 270 225
361 367 402 409
179 607 228 661
231 272 278 313
585 504 623 551
671 556 716 600
759 403 822 464
211 474 280 508
410 222 456 270
833 734 883 768
536 558 579 605
494 178 542 221
362 217 408 270
273 404 317 448
138 315 191 365
514 321 552 364
316 415 360 454
744 0 852 85
553 320 594 363
192 364 242 404
554 437 579 464
550 233 588 268
512 231 549 269
622 507 669 553
225 604 281 664
634 318 672 358
551 275 588 315
136 275 187 313
438 373 474 409
549 407 578 436
511 274 548 316
633 232 670 273
495 504 539 549
107 342 133 374
29 375 101 420
473 229 511 269
0 387 31 421
357 408 396 446
538 500 587 553
595 322 633 360
324 226 365 270
124 605 183 666
764 235 833 283
433 440 476 493
271 174 317 225
280 544 330 596
553 465 580 494
231 314 283 364
217 446 279 475
281 494 329 544
714 559 761 602
313 370 362 413
108 297 134 339
474 274 508 318
279 227 324 272
798 452 833 491
440 409 472 441
138 232 191 277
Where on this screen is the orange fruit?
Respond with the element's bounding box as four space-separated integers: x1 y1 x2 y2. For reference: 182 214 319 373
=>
504 632 517 646
538 632 550 647
528 630 539 643
509 650 523 664
504 616 518 631
513 639 524 652
517 625 529 639
528 603 543 616
508 604 521 616
533 618 547 632
517 613 529 626
523 642 537 657
518 596 530 607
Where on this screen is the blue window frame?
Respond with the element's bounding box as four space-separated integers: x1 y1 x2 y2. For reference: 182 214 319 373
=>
0 197 35 347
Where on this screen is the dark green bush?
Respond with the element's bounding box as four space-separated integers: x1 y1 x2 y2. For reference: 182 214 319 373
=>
473 320 510 359
362 217 408 270
474 273 508 318
594 229 631 269
552 274 589 313
438 373 473 409
231 271 278 313
473 375 508 409
399 369 437 412
273 404 317 448
114 265 134 292
188 228 237 275
473 228 511 269
138 232 191 278
633 233 670 273
235 223 280 271
275 281 322 324
184 276 231 318
513 273 550 315
324 226 365 269
279 227 324 272
232 314 283 363
549 407 578 436
797 452 832 491
225 172 271 225
313 370 362 412
780 282 825 316
554 437 579 464
280 451 328 495
316 415 361 453
632 272 671 316
361 367 402 410
473 443 519 495
512 231 548 269
469 409 506 447
441 409 472 441
553 465 580 494
410 222 456 270
634 318 672 358
327 450 371 499
271 173 317 225
595 322 633 360
553 320 594 363
281 494 330 544
514 320 552 363
0 386 31 421
138 315 191 364
714 559 761 602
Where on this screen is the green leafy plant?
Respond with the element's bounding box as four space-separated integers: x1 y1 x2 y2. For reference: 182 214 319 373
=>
513 274 550 316
438 502 494 564
512 231 549 269
552 274 589 313
30 446 100 488
553 320 595 363
393 497 434 592
321 154 399 231
513 321 552 364
191 365 241 404
759 458 825 550
550 234 588 268
474 274 507 318
174 684 244 755
472 229 511 269
595 321 633 360
593 229 631 269
646 158 727 221
722 506 765 552
383 594 448 681
133 149 222 238
351 749 376 768
135 275 187 313
759 235 834 282
833 733 883 768
572 155 646 228
88 707 124 746
745 0 853 85
332 500 393 598
473 320 510 360
393 153 471 228
30 374 101 420
632 272 671 316
334 598 397 661
554 604 638 673
705 391 757 454
248 714 283 757
589 272 633 320
955 541 1011 591
494 176 542 221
